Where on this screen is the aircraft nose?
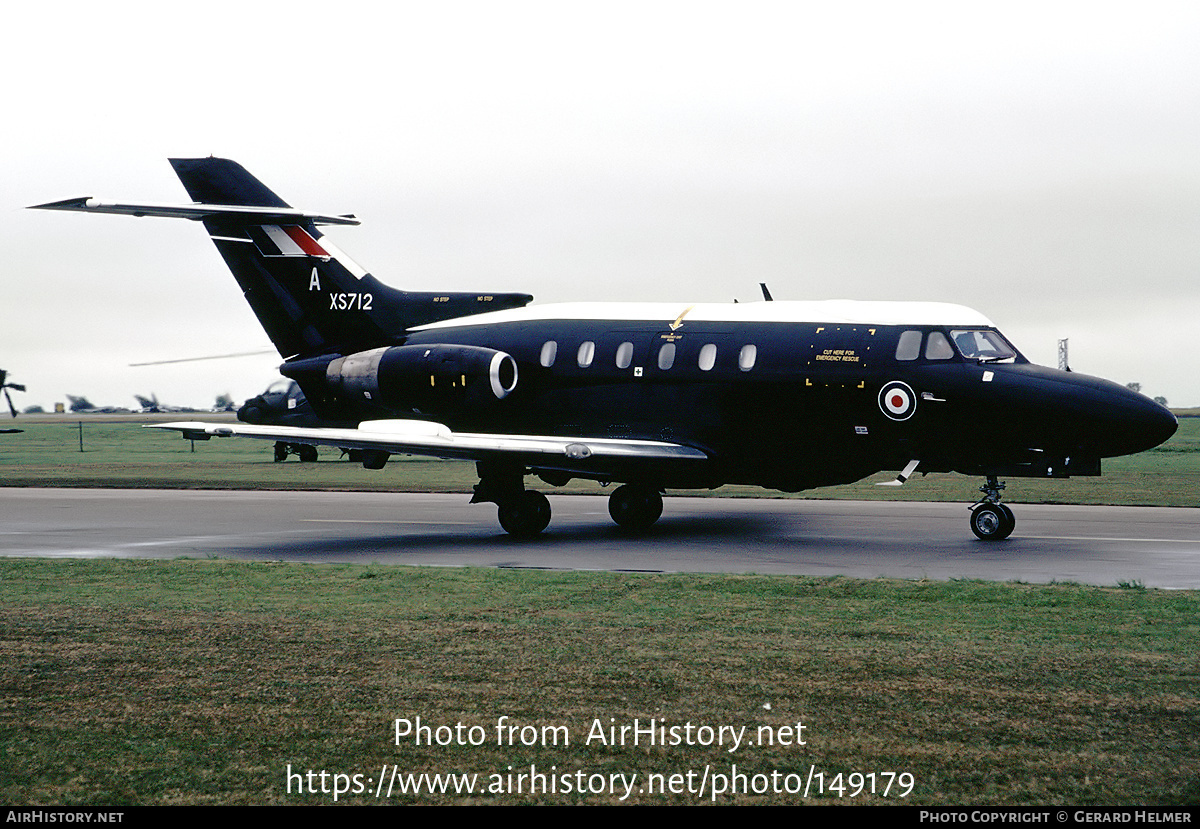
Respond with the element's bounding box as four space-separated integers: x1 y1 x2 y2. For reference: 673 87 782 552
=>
1092 384 1177 457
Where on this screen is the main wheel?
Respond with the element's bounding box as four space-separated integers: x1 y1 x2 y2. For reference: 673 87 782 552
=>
497 490 552 538
608 485 664 532
970 503 1015 541
298 444 318 463
273 442 288 462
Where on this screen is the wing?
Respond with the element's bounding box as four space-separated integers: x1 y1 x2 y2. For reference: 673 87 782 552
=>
149 419 708 472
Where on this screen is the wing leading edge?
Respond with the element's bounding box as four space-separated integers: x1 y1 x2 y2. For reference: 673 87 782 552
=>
148 420 709 466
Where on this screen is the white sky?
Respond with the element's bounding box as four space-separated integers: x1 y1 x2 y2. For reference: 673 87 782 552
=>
4 0 1199 410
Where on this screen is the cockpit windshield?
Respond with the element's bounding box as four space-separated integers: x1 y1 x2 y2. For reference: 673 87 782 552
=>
950 329 1018 362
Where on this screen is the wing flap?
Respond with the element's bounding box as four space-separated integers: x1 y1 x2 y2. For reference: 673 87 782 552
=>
148 420 709 464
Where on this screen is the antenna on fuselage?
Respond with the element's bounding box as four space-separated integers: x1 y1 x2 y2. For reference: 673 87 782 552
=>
759 283 774 301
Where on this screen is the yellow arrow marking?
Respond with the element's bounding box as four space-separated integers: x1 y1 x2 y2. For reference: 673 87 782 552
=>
669 305 695 331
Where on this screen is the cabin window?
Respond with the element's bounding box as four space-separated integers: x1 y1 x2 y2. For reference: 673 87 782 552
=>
895 330 922 361
615 341 634 369
925 331 954 360
657 342 676 370
698 343 717 371
577 341 595 368
539 341 557 368
738 344 757 371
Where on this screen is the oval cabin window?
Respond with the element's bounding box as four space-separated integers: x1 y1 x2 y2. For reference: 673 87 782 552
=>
577 341 595 368
738 344 757 371
658 343 676 370
615 341 634 369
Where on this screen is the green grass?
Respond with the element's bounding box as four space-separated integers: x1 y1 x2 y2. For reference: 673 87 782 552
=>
2 415 1198 506
1 559 1197 805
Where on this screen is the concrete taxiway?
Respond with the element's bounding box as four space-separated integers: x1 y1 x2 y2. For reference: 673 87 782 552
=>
2 487 1198 588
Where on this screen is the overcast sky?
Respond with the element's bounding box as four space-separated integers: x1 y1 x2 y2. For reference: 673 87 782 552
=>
5 0 1199 411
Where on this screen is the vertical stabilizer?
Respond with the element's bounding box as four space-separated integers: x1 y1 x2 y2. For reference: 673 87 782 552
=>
169 158 533 359
31 158 534 361
170 157 411 359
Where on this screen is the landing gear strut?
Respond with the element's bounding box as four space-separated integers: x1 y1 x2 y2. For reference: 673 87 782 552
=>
608 484 663 533
969 476 1015 541
273 441 318 462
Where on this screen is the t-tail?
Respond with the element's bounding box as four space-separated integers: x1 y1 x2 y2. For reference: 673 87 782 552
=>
31 157 533 361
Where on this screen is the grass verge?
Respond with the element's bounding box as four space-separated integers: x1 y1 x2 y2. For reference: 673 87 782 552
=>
1 559 1196 805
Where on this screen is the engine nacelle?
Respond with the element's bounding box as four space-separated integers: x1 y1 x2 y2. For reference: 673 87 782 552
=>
325 344 518 409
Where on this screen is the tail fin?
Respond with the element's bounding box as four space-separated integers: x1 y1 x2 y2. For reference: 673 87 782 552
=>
167 158 532 359
32 158 532 360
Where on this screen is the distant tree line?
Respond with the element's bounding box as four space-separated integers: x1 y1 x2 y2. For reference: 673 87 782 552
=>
1126 382 1168 408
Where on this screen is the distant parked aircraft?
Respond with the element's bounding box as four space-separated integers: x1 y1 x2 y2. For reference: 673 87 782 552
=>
1 369 25 418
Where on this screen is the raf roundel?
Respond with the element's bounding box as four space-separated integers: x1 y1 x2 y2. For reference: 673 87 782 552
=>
878 380 917 421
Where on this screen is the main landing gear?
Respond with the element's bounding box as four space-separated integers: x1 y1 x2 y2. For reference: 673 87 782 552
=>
496 490 552 538
607 484 664 533
273 441 318 462
472 462 664 537
969 476 1015 541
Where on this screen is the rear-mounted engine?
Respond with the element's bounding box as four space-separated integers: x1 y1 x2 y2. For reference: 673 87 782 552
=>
326 344 518 408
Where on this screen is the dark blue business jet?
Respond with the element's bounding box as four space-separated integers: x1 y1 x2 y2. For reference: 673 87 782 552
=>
31 158 1177 540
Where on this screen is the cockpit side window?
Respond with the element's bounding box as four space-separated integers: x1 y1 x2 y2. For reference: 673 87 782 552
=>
895 330 922 361
951 329 1017 362
925 331 954 360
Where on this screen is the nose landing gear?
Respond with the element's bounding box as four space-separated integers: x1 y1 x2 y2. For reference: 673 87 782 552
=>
970 476 1015 541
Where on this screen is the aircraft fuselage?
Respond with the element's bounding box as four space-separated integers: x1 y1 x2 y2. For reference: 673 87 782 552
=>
285 300 1176 494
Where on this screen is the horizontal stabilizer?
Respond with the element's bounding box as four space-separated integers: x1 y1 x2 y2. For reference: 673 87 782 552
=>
29 197 360 226
148 420 709 464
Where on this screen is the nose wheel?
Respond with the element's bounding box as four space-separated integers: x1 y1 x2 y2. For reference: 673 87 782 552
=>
969 477 1015 541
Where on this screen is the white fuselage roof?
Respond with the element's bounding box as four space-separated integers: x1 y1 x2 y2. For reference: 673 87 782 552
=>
413 300 996 332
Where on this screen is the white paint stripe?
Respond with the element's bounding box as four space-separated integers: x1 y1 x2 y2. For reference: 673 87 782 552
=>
1018 535 1200 545
302 518 475 525
414 300 996 331
262 224 304 255
314 234 369 279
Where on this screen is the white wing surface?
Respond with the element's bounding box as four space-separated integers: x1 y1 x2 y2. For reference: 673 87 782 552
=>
148 420 708 464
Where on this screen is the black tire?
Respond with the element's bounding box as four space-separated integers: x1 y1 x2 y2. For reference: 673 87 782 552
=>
273 442 288 462
608 485 664 532
497 491 551 537
298 445 318 463
971 503 1014 541
998 504 1015 537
